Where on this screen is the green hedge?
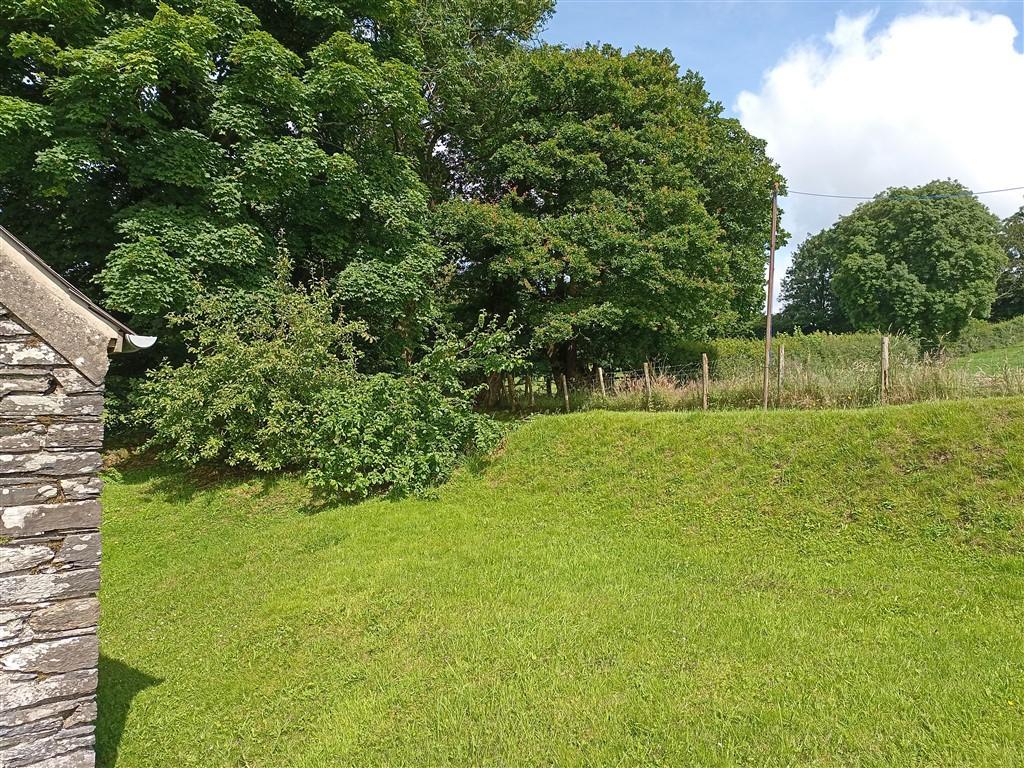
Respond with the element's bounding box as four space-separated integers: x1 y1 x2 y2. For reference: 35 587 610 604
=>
945 317 1024 357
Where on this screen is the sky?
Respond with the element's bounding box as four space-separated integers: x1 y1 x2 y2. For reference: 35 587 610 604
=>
542 0 1024 301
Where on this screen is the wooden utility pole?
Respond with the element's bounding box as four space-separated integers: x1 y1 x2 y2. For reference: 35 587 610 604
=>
701 352 709 411
762 182 780 411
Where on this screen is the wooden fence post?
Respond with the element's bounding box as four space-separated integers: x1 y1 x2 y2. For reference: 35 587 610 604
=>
777 345 785 406
561 373 570 413
880 335 890 405
643 362 653 410
525 375 534 407
506 373 516 409
701 352 709 411
546 376 552 396
598 366 606 397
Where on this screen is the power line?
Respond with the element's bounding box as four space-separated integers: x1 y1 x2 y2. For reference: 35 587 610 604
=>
786 185 1024 201
557 0 991 3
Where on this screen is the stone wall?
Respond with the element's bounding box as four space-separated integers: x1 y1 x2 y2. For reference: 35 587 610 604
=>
1 304 104 768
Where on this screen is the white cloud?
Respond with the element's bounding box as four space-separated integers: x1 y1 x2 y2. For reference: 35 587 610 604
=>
736 8 1024 300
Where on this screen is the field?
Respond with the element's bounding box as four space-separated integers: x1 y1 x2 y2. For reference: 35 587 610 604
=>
500 331 1024 415
98 399 1024 766
955 343 1024 376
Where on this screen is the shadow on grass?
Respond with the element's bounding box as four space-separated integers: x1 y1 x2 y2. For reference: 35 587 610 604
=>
103 438 519 513
107 457 293 504
96 654 162 767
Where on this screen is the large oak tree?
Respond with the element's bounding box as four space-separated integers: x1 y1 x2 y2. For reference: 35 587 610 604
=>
433 44 783 377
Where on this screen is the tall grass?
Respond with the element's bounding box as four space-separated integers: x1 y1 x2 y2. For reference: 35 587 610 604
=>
520 357 1024 414
502 325 1024 415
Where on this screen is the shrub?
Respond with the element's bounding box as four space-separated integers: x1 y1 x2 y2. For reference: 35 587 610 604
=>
135 282 363 472
136 282 516 498
303 325 512 498
306 371 500 498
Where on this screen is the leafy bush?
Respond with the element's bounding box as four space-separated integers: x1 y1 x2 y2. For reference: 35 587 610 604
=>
136 282 516 498
304 328 510 498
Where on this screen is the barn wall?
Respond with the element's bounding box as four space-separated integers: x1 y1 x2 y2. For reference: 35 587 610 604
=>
0 304 104 768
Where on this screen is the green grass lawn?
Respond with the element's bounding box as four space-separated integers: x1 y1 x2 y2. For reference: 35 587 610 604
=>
955 343 1024 375
98 398 1024 767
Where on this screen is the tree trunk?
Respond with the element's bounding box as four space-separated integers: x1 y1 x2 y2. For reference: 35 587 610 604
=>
484 372 504 408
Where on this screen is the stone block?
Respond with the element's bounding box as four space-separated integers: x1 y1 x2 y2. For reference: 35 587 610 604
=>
0 724 94 767
54 535 100 568
0 610 30 649
33 747 97 767
47 424 104 451
63 699 96 729
1 500 101 537
0 318 28 336
0 341 64 367
58 478 101 501
0 375 53 397
0 608 32 629
0 543 55 574
0 394 102 418
44 424 104 450
0 668 96 711
1 634 98 674
0 696 87 741
28 599 99 633
0 452 102 477
0 569 99 606
0 714 63 745
0 424 46 452
51 369 99 396
0 482 60 506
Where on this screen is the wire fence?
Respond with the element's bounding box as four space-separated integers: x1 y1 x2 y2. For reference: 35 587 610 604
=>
489 340 1024 414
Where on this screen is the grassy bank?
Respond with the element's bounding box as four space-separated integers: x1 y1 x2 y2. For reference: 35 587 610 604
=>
99 399 1024 766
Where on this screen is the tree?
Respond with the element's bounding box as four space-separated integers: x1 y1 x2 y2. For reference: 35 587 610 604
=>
778 228 851 334
0 0 553 365
992 205 1024 320
779 181 1005 347
434 44 782 377
826 181 1004 347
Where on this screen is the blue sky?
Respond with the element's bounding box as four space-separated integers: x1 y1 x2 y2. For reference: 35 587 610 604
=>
543 0 1023 116
541 0 1024 297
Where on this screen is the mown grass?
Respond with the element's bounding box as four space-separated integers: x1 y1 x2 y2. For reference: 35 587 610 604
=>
955 343 1024 376
99 398 1024 767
